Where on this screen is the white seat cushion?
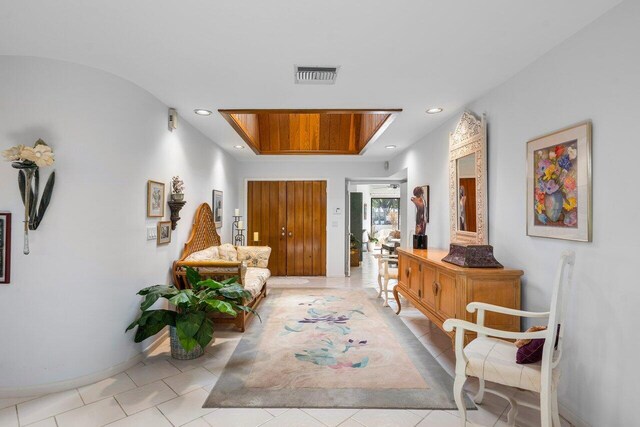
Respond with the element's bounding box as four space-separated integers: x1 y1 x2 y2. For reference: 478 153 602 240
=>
242 267 270 297
464 337 559 393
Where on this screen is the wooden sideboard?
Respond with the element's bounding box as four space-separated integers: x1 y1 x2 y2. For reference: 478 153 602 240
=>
394 248 523 346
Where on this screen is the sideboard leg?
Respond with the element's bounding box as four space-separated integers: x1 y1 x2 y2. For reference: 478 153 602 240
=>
393 287 402 314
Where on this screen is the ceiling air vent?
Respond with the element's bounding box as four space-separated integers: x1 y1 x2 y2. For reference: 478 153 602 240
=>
294 65 339 85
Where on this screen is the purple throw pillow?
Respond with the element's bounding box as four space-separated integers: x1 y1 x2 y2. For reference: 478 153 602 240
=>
516 339 545 364
516 324 561 365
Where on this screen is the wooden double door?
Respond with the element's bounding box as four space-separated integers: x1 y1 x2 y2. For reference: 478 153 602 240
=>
247 181 326 276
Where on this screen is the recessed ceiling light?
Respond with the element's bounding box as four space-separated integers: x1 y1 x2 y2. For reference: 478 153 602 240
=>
426 107 443 114
234 145 245 150
385 145 397 149
194 109 212 116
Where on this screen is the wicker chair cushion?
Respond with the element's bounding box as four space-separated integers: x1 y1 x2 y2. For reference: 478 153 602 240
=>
243 267 271 296
218 243 238 261
237 246 272 268
184 246 220 262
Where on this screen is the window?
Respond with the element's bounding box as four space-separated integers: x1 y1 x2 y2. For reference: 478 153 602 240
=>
371 198 400 232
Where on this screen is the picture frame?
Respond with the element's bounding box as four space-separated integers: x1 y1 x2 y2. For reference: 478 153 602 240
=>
157 221 172 244
212 190 223 229
147 180 165 217
526 121 592 242
0 212 11 284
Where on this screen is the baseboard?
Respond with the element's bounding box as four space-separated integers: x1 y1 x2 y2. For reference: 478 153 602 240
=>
0 330 169 399
560 401 590 427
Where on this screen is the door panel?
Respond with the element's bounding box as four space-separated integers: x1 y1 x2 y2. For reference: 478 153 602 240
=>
247 181 287 276
303 181 313 274
437 271 457 320
407 258 422 299
420 263 437 310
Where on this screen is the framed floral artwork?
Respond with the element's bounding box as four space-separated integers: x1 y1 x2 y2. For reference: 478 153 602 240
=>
157 221 171 244
527 121 592 242
0 212 10 284
147 180 165 217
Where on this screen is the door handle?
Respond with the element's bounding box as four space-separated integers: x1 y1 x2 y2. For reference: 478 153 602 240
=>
288 231 293 237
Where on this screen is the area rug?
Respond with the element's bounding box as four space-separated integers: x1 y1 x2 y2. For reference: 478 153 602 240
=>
267 277 311 286
204 288 475 409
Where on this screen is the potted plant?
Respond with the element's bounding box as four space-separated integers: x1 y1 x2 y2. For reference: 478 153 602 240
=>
366 231 378 252
171 176 185 201
126 267 258 360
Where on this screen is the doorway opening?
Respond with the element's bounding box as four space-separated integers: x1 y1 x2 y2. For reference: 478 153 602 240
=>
345 179 407 277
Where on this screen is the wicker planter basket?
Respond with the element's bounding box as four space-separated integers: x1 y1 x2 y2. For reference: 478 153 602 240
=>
169 326 206 360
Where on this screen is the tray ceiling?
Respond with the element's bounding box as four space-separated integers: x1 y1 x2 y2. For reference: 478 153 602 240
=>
220 109 401 155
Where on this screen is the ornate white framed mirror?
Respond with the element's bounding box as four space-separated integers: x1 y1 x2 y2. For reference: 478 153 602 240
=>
449 111 488 244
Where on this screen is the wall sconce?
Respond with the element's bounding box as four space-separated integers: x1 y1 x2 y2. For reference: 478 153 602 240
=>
168 108 178 131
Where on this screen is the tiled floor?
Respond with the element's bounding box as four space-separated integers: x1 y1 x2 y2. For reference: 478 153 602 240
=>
2 254 572 427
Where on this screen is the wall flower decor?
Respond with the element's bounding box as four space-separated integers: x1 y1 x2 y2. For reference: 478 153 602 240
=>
2 139 56 254
527 121 592 242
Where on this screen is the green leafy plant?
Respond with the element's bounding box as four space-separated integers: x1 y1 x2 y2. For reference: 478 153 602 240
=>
366 231 378 243
126 267 259 351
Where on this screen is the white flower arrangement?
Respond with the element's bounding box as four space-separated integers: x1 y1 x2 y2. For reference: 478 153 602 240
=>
2 139 55 167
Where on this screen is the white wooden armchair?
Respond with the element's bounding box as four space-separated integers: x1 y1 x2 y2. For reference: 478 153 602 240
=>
375 253 398 307
443 251 575 427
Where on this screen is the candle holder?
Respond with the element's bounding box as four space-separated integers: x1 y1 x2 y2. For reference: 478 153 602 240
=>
234 228 246 246
232 215 244 245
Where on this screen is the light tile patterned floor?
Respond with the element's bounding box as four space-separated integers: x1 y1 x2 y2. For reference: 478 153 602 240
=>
3 254 573 426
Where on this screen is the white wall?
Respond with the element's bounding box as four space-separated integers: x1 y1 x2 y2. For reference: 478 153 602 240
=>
390 2 639 425
235 160 388 276
0 56 238 390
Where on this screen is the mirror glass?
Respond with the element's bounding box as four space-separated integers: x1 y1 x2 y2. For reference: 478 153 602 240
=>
457 153 477 232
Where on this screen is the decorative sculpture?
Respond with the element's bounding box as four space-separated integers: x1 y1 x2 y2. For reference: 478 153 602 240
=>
411 185 429 249
2 139 56 255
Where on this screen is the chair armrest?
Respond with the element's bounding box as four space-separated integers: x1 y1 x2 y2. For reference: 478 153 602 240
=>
467 302 550 318
177 260 242 268
443 318 548 341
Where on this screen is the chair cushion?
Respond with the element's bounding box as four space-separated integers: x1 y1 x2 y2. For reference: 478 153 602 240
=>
237 246 271 268
184 246 219 262
464 337 559 393
242 267 270 297
217 243 238 261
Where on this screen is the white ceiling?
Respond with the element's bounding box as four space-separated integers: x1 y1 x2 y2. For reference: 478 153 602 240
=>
0 0 621 161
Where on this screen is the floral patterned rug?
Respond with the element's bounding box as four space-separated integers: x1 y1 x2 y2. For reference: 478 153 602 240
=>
204 289 474 409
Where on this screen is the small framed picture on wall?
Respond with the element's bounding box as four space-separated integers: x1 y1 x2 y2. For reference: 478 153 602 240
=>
212 190 223 229
0 212 11 284
157 221 172 244
147 180 165 217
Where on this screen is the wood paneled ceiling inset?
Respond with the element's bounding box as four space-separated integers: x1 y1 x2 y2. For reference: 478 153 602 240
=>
219 109 402 155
